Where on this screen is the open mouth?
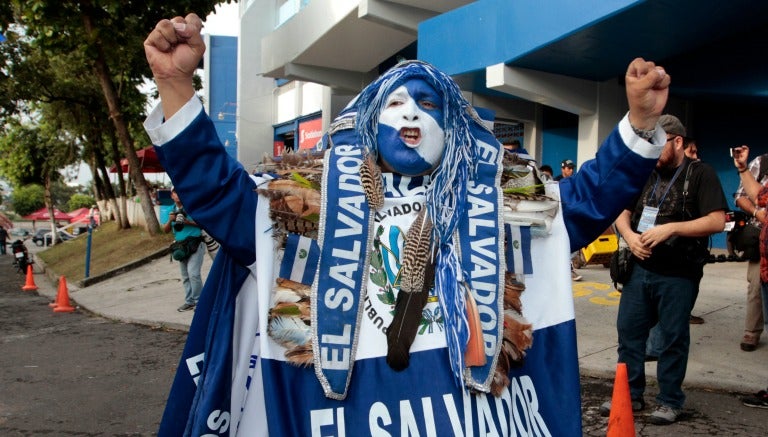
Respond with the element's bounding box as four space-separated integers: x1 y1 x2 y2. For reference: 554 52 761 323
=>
400 127 422 146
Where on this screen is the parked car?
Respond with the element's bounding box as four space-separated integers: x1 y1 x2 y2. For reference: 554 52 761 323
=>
9 227 32 238
32 229 73 246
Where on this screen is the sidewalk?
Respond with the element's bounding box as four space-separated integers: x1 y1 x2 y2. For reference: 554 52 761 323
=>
34 251 214 332
32 250 765 394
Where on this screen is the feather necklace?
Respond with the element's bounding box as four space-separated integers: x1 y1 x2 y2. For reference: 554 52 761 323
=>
386 207 435 371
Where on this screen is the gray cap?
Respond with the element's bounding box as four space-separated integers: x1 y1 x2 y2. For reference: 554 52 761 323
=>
658 114 686 137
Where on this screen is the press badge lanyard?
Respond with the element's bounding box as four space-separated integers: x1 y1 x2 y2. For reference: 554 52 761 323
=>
637 164 684 233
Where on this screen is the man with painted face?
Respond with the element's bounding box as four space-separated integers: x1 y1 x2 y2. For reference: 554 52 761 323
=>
144 13 672 436
375 78 445 175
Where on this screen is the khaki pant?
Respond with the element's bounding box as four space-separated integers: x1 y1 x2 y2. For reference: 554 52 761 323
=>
745 260 764 334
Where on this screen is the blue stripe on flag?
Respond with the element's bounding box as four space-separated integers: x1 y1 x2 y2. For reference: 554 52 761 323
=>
279 233 319 285
505 224 532 275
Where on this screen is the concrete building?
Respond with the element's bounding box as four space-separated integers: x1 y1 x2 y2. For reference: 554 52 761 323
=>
230 0 768 248
204 34 239 160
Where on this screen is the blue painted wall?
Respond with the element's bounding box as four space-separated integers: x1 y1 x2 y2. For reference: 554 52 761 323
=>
540 106 578 177
418 0 641 75
417 0 762 249
209 35 238 160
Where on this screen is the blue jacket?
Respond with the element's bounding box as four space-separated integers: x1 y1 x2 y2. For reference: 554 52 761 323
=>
147 98 663 436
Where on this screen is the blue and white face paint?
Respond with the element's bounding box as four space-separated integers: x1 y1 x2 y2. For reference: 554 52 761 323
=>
376 79 445 176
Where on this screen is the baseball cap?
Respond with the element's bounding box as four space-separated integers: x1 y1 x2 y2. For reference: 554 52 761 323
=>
561 159 575 169
658 114 686 137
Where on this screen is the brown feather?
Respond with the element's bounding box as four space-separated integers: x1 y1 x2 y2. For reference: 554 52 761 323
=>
399 209 433 293
386 261 434 371
360 152 384 210
504 309 533 351
490 273 534 396
285 344 314 367
275 277 312 297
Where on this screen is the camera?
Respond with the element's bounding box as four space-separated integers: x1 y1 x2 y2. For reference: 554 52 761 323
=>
172 209 186 231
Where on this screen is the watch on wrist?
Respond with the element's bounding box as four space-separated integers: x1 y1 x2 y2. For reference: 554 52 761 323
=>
631 124 655 140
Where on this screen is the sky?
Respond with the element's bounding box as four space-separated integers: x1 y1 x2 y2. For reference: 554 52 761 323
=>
202 2 240 36
65 2 240 187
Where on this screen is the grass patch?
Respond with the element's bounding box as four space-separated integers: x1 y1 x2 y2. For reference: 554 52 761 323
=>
36 221 174 283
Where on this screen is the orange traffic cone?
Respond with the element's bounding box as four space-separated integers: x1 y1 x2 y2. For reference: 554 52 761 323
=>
607 362 635 437
52 276 75 313
49 276 64 307
22 264 38 291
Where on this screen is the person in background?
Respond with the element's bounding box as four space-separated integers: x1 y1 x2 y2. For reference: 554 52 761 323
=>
734 148 768 352
732 144 768 409
555 159 575 181
0 223 8 255
645 120 704 361
164 187 205 312
606 114 727 424
683 136 704 323
684 138 698 160
0 212 11 230
539 164 554 181
554 159 582 279
502 138 529 155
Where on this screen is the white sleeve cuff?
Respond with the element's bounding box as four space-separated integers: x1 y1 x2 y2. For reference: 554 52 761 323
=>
143 97 204 146
618 113 665 160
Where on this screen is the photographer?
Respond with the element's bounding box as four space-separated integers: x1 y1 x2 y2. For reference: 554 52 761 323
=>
611 114 727 424
163 187 204 312
733 146 768 351
733 145 768 408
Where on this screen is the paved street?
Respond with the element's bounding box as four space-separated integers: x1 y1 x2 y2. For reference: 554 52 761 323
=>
5 240 768 435
0 253 186 436
575 259 768 435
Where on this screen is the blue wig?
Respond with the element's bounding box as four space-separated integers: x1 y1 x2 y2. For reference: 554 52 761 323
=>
354 60 487 246
353 60 494 386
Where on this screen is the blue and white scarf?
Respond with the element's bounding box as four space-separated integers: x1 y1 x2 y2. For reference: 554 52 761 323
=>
314 61 505 397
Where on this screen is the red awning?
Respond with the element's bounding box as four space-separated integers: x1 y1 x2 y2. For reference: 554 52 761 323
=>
68 207 101 225
22 207 72 222
109 146 165 173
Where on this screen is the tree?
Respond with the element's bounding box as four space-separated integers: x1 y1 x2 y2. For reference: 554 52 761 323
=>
0 118 79 242
0 0 230 235
68 193 96 211
10 184 45 217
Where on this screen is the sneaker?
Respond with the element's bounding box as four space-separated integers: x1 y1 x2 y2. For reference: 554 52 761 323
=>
177 303 195 312
740 332 760 352
598 398 645 417
742 389 768 409
649 405 681 425
571 268 583 281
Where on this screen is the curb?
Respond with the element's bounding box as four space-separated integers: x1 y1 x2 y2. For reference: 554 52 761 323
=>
35 247 170 290
34 249 190 332
76 248 170 288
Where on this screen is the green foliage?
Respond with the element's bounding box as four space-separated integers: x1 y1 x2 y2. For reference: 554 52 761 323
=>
0 0 229 197
68 193 95 211
50 180 78 210
11 184 45 216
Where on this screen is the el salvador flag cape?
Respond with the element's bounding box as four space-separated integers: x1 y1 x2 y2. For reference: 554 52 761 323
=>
146 96 663 436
